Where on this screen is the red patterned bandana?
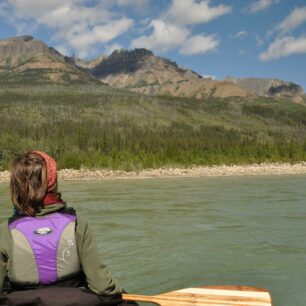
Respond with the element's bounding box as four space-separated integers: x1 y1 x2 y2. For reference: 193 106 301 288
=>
43 193 65 205
32 151 57 192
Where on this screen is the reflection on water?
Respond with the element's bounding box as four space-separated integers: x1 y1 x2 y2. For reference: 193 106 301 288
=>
1 175 306 306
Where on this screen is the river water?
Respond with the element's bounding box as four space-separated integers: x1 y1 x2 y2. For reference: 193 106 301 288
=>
1 175 306 306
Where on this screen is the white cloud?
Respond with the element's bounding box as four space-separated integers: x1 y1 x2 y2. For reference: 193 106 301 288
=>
259 35 306 60
0 1 10 16
0 1 38 35
202 74 216 79
248 0 278 14
167 0 231 25
56 45 70 56
277 6 306 32
4 0 134 57
3 0 228 58
116 0 149 9
258 6 306 61
8 0 72 18
102 0 149 9
231 31 248 39
67 19 133 57
180 34 219 55
255 34 264 46
130 0 230 54
0 2 17 28
130 19 190 52
39 4 112 29
104 43 123 55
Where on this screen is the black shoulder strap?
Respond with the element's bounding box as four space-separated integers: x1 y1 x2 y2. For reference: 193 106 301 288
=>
8 214 25 225
8 207 76 225
59 206 76 216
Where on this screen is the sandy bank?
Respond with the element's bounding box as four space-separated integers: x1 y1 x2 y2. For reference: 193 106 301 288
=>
1 162 306 183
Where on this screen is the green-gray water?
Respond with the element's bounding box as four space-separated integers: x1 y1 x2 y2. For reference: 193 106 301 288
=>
1 175 306 305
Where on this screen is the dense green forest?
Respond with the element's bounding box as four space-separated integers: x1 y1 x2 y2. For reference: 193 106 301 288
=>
0 85 305 170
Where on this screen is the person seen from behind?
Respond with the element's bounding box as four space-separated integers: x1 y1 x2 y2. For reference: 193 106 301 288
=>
0 151 136 306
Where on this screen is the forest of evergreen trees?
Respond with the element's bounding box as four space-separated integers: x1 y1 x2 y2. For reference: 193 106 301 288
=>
0 85 305 170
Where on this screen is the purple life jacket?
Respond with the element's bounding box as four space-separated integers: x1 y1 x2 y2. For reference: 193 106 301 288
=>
8 209 81 286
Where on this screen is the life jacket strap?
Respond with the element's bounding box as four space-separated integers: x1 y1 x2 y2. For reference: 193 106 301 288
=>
9 272 86 292
8 206 76 225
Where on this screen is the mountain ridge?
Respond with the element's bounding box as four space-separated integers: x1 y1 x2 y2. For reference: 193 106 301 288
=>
0 35 100 85
87 48 250 99
225 76 304 102
77 47 304 100
0 35 304 101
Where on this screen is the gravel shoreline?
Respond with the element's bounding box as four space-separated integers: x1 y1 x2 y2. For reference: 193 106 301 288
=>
1 162 306 183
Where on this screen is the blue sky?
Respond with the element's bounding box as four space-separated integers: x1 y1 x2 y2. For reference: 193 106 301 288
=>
0 0 305 90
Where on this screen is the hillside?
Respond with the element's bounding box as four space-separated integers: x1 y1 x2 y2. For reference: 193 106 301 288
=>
0 36 100 85
0 85 305 170
84 48 305 101
90 48 250 99
225 76 304 102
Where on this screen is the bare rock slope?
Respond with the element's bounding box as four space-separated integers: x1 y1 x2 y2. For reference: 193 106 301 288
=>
90 49 249 99
225 76 304 101
0 36 99 85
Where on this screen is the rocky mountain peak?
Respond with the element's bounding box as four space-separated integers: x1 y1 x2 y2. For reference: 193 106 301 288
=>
0 35 100 85
92 48 155 77
89 47 247 99
110 48 154 58
1 35 34 43
225 76 304 97
0 35 48 59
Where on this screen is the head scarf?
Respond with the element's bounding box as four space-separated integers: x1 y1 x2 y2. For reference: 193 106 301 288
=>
32 151 57 192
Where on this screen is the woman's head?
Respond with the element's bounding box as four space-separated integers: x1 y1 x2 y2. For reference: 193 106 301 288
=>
10 151 58 216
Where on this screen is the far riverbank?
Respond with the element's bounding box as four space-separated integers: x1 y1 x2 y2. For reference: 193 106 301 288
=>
1 162 306 183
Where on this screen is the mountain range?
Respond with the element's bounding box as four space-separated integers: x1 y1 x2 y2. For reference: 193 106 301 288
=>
0 35 99 85
0 35 304 102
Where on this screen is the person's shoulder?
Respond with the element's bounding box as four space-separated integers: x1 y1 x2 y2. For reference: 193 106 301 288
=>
63 207 90 235
0 221 8 232
61 206 77 216
0 220 10 251
76 215 89 230
66 207 84 223
72 210 89 232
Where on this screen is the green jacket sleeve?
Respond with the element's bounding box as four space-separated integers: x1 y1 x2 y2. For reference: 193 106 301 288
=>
76 216 122 295
0 223 8 293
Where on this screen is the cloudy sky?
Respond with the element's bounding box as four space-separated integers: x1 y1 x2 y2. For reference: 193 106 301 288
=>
0 0 305 90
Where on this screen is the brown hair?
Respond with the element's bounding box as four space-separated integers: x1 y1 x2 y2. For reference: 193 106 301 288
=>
10 152 48 216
